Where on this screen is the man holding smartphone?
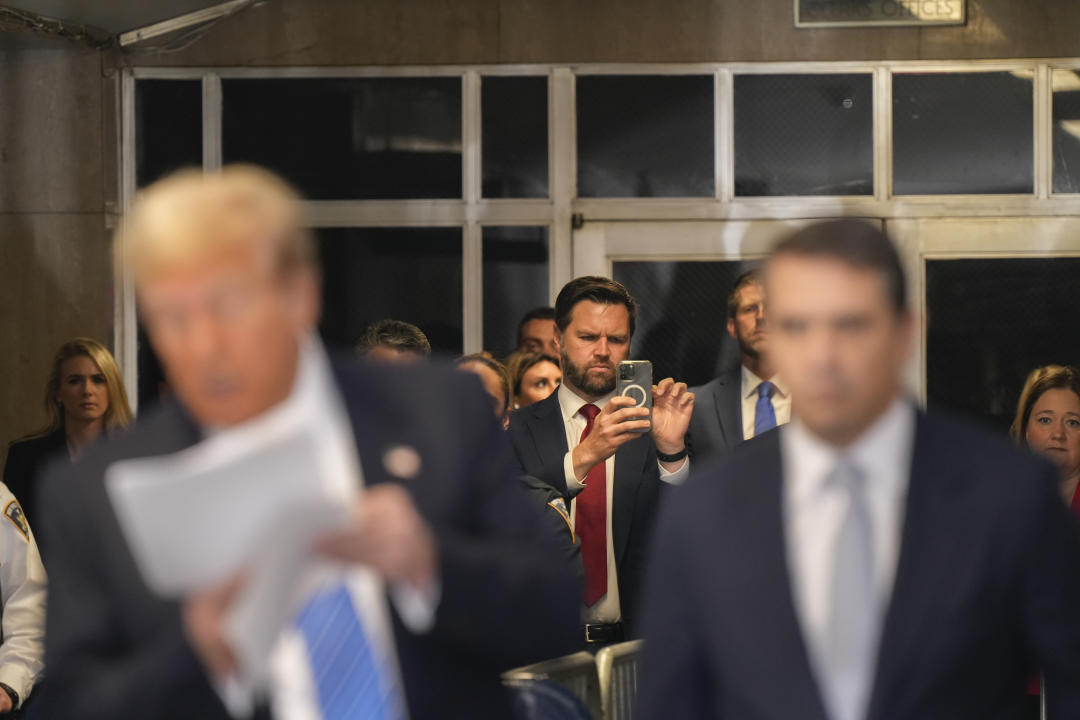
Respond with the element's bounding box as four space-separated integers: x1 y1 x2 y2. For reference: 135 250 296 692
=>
508 276 694 645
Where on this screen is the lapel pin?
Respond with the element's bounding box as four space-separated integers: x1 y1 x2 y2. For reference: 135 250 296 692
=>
382 444 422 480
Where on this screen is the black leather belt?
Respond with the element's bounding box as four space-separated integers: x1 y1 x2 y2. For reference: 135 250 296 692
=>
583 622 624 645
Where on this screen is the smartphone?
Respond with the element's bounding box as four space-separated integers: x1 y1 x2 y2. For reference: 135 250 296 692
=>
616 360 653 433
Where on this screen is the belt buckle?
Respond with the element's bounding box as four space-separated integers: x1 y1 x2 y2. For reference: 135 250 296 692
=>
584 622 612 644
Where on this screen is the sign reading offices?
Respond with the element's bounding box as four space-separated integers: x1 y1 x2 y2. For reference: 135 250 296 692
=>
796 0 965 27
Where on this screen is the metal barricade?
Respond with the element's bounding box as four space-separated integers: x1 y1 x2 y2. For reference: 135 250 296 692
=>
595 640 645 720
503 651 603 719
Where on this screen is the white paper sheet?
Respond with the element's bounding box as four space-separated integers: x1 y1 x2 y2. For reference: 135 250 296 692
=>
105 426 352 689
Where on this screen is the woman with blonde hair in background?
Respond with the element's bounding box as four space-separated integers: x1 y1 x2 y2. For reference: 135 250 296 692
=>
506 351 562 410
3 338 133 530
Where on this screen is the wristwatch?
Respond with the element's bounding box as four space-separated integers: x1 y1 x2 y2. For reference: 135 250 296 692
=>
0 682 19 709
656 446 688 463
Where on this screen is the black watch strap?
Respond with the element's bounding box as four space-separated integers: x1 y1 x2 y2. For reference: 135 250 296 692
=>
656 447 688 463
0 681 19 709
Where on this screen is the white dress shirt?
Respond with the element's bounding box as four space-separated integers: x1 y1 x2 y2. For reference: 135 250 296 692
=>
740 366 792 441
780 397 915 717
211 338 436 719
557 383 689 624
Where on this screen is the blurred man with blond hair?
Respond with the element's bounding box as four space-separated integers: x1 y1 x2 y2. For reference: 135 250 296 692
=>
36 166 580 720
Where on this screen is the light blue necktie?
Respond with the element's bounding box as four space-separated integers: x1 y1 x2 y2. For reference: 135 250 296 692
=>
753 381 778 437
295 582 402 720
821 460 878 720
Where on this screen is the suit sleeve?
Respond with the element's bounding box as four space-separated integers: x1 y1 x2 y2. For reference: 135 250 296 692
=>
35 465 234 720
1019 461 1080 706
0 487 45 704
636 485 716 720
507 414 574 498
432 394 582 669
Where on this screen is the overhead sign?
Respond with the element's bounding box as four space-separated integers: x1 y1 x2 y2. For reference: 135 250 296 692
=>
796 0 966 28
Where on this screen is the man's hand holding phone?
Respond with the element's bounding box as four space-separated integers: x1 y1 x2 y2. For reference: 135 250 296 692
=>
571 397 650 481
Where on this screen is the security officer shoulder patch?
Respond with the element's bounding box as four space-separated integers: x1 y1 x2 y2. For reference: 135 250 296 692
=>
4 501 29 541
546 497 575 543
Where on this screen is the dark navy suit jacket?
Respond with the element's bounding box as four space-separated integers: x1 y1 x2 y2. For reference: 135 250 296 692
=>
686 368 743 464
507 390 664 633
3 428 67 532
639 410 1080 720
35 358 581 720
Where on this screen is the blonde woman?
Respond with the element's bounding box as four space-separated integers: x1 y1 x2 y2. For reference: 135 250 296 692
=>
3 338 133 528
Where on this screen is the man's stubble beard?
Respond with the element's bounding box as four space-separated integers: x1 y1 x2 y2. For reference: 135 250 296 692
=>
561 348 616 398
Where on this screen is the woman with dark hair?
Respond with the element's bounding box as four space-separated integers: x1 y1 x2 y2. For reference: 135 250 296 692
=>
3 338 133 528
506 351 562 411
1011 364 1080 514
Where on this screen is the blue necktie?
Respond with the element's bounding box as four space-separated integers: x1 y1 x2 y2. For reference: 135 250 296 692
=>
295 582 402 720
753 381 778 437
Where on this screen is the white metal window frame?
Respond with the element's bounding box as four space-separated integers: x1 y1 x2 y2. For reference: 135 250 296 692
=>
117 59 1080 408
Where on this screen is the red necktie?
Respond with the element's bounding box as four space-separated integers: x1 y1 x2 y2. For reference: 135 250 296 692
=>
576 403 608 606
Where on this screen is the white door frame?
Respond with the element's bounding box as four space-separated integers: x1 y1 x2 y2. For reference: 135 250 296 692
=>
572 217 1080 405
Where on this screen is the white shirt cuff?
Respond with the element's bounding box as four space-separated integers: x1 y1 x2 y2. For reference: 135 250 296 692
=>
563 451 586 493
391 578 441 634
657 457 690 486
215 673 255 719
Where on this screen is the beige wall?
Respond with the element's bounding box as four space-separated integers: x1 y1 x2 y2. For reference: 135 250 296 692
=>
0 48 114 465
121 0 1078 68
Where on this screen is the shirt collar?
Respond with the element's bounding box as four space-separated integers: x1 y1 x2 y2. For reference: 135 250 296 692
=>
782 395 915 504
558 381 616 424
741 365 789 400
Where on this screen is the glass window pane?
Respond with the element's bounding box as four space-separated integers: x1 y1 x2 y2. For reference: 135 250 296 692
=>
735 74 873 196
482 76 548 198
612 261 755 387
926 257 1080 431
482 226 549 358
317 228 463 356
223 78 462 200
577 75 714 197
893 72 1033 195
136 79 202 188
1052 69 1080 194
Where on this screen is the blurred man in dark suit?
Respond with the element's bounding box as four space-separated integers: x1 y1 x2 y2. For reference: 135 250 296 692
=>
640 220 1080 720
687 269 790 462
35 166 580 720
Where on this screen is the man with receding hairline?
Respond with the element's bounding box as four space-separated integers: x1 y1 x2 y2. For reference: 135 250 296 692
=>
639 219 1080 720
35 166 580 720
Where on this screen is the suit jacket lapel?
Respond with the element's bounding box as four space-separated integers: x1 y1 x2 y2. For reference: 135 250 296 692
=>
611 433 649 568
714 370 743 451
866 414 965 717
529 392 572 495
751 432 832 720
